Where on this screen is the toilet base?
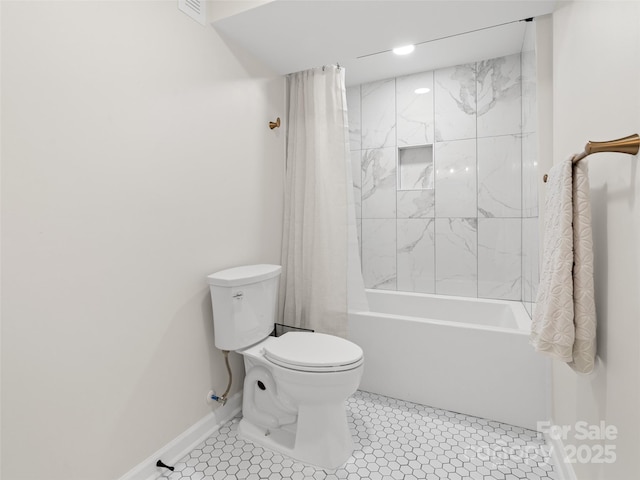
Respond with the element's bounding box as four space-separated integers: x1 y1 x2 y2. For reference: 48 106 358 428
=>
238 401 354 470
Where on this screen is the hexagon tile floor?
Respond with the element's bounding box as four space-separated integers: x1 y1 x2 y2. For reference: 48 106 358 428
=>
160 390 556 480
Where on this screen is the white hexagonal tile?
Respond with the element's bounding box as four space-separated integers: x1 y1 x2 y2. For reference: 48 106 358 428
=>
164 391 557 480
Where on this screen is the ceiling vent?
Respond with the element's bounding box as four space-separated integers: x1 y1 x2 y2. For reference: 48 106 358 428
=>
178 0 206 25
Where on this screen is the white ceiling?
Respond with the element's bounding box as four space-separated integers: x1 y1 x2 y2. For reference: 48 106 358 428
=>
213 0 558 86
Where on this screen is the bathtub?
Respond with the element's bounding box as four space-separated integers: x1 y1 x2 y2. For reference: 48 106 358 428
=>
348 289 549 430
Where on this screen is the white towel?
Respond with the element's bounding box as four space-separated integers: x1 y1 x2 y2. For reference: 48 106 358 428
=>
531 157 597 374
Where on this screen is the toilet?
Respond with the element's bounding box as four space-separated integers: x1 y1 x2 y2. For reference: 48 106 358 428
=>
206 264 364 469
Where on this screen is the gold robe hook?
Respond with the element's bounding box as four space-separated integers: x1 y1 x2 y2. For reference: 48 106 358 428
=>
269 117 281 130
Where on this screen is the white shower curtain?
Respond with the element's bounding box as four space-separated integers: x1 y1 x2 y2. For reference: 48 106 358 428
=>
279 65 366 338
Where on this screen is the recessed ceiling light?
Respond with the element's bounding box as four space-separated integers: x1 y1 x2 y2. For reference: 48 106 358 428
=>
414 87 431 94
392 44 415 55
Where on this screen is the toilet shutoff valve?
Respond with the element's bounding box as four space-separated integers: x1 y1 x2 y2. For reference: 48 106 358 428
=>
207 389 227 406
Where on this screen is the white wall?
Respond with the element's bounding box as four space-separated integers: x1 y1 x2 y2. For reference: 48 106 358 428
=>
1 1 284 479
551 1 640 479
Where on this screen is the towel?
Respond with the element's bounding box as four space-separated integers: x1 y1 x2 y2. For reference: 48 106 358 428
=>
531 157 597 374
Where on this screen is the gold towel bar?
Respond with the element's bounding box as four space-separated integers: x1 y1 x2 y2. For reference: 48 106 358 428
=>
543 133 640 183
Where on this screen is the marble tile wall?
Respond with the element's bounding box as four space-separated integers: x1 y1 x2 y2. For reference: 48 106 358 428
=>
348 51 538 303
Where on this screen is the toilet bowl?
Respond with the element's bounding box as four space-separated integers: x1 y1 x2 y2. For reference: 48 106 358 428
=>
206 265 364 469
239 333 363 468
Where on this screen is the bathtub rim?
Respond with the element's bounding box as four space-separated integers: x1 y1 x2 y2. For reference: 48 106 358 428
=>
349 289 532 335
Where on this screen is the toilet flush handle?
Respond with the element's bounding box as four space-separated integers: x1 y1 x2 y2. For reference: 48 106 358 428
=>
233 292 243 300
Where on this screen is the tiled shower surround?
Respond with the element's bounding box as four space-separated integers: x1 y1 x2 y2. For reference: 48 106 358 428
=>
163 391 556 480
348 51 539 309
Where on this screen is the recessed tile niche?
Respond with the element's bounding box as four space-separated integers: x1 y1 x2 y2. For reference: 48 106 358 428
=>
398 145 434 190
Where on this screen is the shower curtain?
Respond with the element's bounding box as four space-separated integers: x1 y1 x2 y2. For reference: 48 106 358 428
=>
279 65 367 338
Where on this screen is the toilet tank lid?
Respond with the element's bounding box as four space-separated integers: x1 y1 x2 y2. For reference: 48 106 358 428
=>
207 264 281 287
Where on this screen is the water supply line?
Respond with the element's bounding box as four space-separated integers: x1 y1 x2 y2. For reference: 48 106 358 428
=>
210 350 232 406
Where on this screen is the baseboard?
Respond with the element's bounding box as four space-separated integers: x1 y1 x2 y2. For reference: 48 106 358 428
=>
544 425 578 480
118 392 243 480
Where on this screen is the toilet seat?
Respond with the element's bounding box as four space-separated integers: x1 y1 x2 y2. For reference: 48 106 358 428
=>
263 332 363 372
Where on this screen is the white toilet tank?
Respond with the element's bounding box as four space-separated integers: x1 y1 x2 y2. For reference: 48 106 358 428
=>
207 264 281 351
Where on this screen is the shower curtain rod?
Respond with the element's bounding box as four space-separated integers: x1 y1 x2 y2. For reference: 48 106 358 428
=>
542 133 640 183
357 17 533 60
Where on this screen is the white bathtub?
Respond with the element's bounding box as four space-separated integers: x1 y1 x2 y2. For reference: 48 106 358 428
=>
348 289 550 430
